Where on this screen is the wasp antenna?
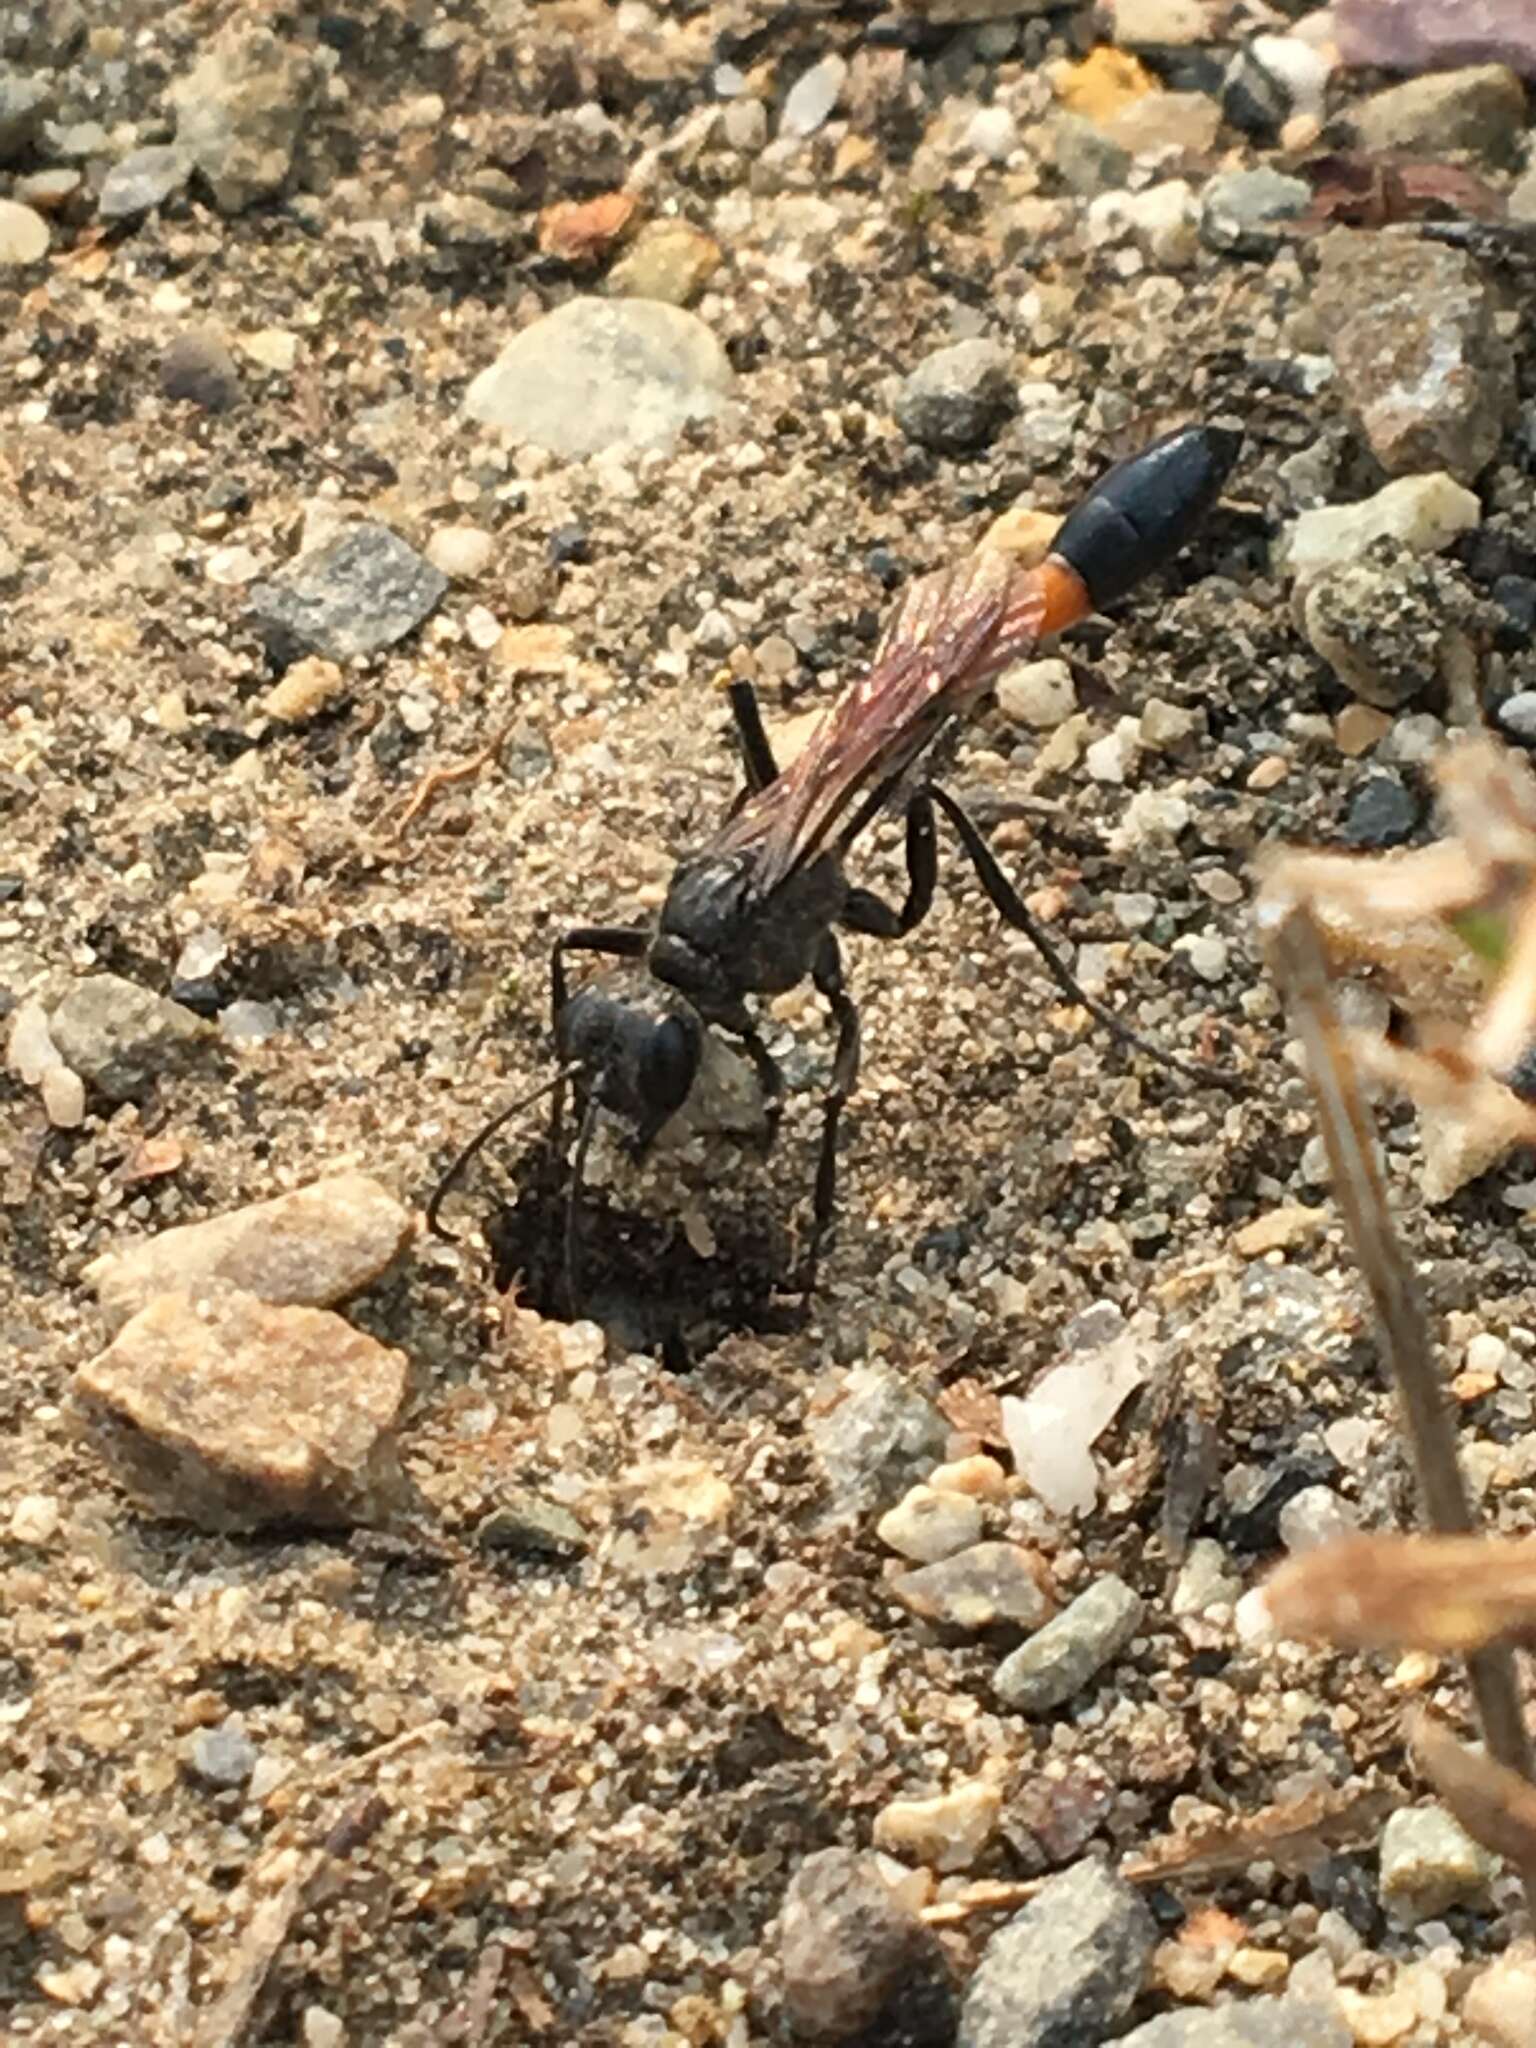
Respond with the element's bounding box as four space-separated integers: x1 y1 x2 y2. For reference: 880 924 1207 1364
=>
427 1065 579 1242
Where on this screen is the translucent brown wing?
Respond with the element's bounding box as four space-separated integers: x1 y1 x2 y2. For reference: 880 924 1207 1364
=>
715 550 1049 893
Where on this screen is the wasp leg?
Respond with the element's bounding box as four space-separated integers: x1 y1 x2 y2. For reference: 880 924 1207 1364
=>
726 679 781 793
922 783 1245 1090
840 788 938 940
801 932 861 1292
562 1091 603 1319
545 925 652 1305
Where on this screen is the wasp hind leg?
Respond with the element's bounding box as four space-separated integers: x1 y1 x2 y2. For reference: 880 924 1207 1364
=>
799 932 862 1295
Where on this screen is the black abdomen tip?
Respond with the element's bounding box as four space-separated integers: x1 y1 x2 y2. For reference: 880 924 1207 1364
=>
1053 421 1242 612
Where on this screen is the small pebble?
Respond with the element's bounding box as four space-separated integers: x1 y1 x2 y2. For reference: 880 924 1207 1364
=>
996 657 1076 730
1462 1955 1536 2047
896 338 1015 455
264 656 347 724
1182 935 1228 984
1343 774 1420 849
808 1366 948 1516
891 1541 1055 1633
873 1777 1001 1873
1170 1538 1240 1618
426 525 495 581
1278 474 1482 583
876 1483 984 1563
160 328 244 413
251 524 447 664
0 198 50 266
9 1493 61 1545
1378 1805 1499 1922
1335 704 1393 756
994 1573 1144 1713
781 54 847 139
959 1858 1155 2045
963 105 1019 162
927 1454 1008 1502
1277 1484 1358 1553
778 1848 956 2041
99 144 190 221
188 1720 259 1790
49 974 209 1104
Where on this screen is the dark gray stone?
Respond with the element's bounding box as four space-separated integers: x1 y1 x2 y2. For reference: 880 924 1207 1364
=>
896 339 1015 455
957 1858 1155 2047
779 1848 957 2044
1342 774 1421 850
99 144 191 222
807 1365 948 1517
160 328 243 413
49 974 210 1103
477 1490 590 1559
250 524 448 663
0 69 51 163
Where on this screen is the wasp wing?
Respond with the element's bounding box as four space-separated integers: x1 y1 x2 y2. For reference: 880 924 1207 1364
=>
715 550 1049 894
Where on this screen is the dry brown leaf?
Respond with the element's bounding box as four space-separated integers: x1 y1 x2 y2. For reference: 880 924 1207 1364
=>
120 1135 185 1185
537 191 638 264
1290 152 1506 233
936 1376 1006 1448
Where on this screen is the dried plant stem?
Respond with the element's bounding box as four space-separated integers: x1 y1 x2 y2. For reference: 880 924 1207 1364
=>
1264 898 1536 1916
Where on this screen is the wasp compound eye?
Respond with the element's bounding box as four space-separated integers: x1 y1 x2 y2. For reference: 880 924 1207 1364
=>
643 1013 702 1121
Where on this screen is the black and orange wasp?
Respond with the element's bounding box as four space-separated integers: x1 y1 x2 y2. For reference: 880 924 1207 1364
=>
429 422 1244 1308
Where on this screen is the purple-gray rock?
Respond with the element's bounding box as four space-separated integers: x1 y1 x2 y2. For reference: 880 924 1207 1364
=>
1337 0 1536 76
250 524 448 663
957 1858 1155 2047
1312 230 1515 482
778 1848 957 2044
188 1720 259 1790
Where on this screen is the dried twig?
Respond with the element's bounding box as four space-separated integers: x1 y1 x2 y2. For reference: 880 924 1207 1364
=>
919 1877 1047 1925
1121 1785 1396 1886
387 718 513 845
1258 894 1536 1915
195 1793 388 2048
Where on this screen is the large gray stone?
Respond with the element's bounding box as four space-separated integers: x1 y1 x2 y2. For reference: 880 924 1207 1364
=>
958 1858 1155 2047
1117 1997 1351 2047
